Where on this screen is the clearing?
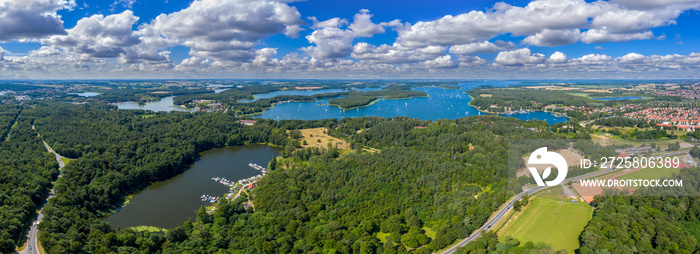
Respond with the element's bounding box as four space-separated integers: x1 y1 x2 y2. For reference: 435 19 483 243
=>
297 128 350 151
498 196 593 253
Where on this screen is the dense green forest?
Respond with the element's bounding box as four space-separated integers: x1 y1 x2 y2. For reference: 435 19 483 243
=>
578 169 700 253
0 105 21 142
0 111 59 253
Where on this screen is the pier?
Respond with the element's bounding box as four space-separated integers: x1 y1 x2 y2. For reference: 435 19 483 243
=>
204 162 270 206
201 194 219 203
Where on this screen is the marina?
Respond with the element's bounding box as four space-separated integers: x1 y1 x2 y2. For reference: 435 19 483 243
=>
207 162 269 203
103 145 282 229
201 194 219 203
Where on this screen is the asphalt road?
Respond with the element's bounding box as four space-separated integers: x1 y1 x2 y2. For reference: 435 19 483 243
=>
18 141 65 254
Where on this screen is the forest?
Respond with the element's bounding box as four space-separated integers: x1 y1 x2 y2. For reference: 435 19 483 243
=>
0 85 698 253
578 169 700 253
0 109 59 253
0 98 572 253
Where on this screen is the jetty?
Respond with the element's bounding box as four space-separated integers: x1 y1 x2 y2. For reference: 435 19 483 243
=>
212 177 236 187
248 162 268 173
201 194 220 203
206 163 271 207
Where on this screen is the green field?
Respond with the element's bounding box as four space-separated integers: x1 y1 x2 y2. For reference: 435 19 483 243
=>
499 197 593 253
616 166 680 181
60 157 72 166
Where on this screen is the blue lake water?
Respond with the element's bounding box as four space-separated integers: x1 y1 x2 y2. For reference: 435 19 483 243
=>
252 83 569 125
115 96 191 112
68 92 100 97
591 96 646 101
110 81 569 124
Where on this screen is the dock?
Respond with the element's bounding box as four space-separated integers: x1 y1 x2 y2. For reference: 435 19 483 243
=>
201 194 219 203
204 162 270 206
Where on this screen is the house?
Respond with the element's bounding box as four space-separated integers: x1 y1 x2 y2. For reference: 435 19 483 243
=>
240 120 257 126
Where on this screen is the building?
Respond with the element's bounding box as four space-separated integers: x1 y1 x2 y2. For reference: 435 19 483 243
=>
239 120 257 126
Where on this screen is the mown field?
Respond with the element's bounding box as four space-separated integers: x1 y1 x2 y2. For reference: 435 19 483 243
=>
499 196 593 253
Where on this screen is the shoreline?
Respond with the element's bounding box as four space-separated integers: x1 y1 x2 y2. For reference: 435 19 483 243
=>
466 93 494 115
330 94 430 110
465 93 569 120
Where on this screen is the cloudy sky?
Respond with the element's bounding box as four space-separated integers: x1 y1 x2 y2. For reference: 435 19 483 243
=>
1 0 700 79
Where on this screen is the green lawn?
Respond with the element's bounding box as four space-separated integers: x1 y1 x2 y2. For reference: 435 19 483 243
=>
422 227 436 239
376 232 390 244
60 157 72 166
499 197 593 253
616 166 680 181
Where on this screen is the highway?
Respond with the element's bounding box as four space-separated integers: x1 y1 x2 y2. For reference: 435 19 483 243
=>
18 140 66 254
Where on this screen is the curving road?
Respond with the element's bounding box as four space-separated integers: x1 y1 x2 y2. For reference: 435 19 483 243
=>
18 140 67 254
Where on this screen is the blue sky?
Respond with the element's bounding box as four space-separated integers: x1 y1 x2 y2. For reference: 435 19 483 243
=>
1 0 700 79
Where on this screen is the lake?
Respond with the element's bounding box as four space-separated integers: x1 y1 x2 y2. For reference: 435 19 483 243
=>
591 96 646 101
115 96 191 112
68 92 100 97
252 84 569 124
103 144 282 229
238 87 384 102
111 82 569 125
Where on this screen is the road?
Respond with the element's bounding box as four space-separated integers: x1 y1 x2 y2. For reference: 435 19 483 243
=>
439 162 639 253
18 140 67 254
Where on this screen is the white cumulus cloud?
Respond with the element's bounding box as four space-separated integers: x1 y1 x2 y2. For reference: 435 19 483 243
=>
140 0 304 62
549 51 567 63
495 48 546 66
522 29 582 46
449 40 515 55
43 10 141 58
304 9 388 60
0 0 76 41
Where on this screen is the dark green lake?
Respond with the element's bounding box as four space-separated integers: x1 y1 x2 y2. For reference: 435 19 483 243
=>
103 144 282 229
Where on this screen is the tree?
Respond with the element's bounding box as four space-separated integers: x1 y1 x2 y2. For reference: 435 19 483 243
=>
513 200 522 212
521 194 529 206
268 156 277 170
668 141 681 151
690 146 700 159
